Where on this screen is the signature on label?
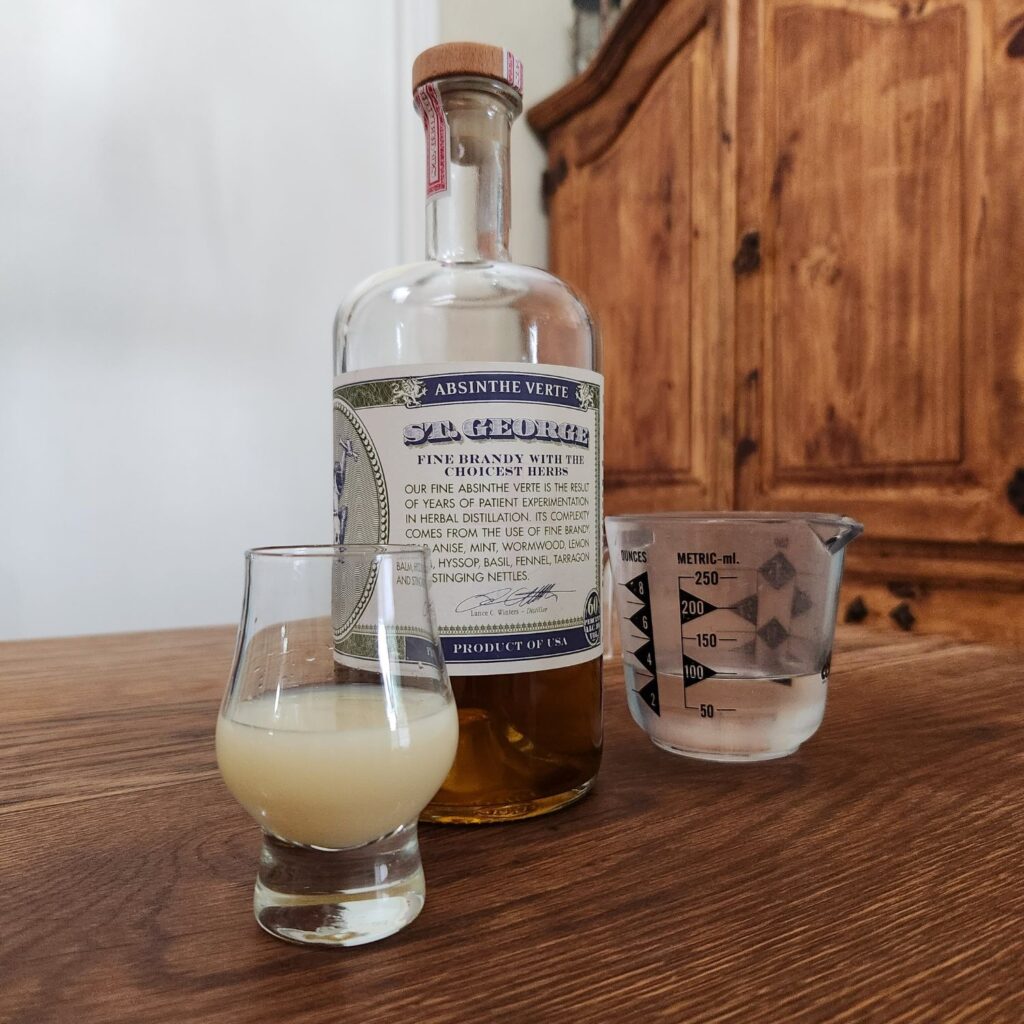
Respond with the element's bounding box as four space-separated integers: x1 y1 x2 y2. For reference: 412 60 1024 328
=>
454 584 573 613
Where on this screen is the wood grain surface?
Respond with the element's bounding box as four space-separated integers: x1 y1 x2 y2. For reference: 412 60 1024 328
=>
1 626 1021 1023
537 0 734 518
531 0 1024 631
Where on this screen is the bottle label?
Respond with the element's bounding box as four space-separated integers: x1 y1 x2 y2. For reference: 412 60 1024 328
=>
414 82 448 198
333 362 603 676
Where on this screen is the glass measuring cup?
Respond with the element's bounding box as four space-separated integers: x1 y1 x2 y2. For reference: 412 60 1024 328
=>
605 513 862 762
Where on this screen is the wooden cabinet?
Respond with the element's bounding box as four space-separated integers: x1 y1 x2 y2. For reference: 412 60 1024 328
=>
541 1 730 515
530 0 1024 640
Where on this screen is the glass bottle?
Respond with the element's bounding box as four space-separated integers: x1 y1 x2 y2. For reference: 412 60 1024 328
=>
333 44 603 823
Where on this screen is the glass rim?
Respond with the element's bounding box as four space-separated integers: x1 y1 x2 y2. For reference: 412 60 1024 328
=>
246 544 431 560
606 511 863 530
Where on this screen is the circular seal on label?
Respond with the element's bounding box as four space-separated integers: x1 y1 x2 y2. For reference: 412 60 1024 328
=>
583 589 602 647
332 397 390 641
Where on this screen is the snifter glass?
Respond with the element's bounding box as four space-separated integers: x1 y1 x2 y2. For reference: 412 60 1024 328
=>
216 545 457 947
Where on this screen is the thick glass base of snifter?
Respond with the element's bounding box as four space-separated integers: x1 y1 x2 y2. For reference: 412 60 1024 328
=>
253 824 424 947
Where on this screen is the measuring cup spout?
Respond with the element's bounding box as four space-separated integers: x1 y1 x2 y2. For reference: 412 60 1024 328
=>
812 516 864 555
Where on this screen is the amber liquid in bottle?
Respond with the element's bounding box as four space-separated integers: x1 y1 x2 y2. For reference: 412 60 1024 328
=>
429 660 602 822
334 49 603 823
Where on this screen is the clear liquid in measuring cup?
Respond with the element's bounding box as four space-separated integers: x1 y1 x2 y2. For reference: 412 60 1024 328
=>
624 667 828 762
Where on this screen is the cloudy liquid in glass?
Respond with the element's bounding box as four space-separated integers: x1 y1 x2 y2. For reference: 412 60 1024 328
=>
217 685 458 848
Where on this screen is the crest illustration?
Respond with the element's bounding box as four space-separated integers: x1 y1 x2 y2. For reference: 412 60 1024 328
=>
391 377 427 408
332 396 390 642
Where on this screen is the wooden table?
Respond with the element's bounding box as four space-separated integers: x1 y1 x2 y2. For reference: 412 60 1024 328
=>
1 626 1021 1023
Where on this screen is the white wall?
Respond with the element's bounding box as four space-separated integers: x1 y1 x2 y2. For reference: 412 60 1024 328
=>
0 0 437 640
0 0 572 641
438 0 574 269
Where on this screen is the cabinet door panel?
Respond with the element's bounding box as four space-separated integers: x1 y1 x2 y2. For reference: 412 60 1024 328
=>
737 0 1023 546
548 4 730 515
771 5 964 471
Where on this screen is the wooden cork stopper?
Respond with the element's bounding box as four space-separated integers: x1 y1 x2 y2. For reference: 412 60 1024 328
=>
412 42 523 95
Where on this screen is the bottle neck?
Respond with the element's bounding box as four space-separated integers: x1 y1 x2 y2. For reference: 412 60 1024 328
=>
422 79 518 264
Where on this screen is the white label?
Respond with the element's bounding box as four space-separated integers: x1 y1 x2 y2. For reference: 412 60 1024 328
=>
502 49 524 92
333 362 603 675
414 82 448 198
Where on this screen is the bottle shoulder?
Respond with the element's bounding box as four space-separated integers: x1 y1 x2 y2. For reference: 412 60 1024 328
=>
340 260 589 322
336 260 597 374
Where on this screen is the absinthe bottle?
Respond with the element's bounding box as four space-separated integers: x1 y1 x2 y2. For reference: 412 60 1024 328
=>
333 43 602 822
